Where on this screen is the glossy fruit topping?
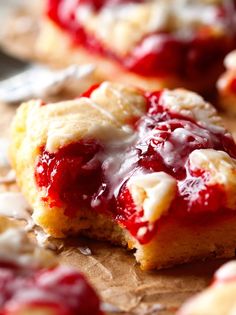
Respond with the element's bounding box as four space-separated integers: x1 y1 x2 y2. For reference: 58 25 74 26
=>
0 264 101 315
35 87 236 244
229 77 236 95
46 0 236 81
78 0 143 10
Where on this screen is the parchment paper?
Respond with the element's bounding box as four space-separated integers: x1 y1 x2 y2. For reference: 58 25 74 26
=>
1 6 236 315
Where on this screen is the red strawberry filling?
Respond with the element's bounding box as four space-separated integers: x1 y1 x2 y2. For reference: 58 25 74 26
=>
228 77 236 95
0 264 101 315
35 88 236 244
77 0 143 11
46 0 236 81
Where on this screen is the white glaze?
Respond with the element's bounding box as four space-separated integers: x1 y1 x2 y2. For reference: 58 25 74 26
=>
160 89 223 129
78 246 92 256
24 82 146 153
189 149 236 185
188 149 236 209
127 172 177 222
138 118 219 173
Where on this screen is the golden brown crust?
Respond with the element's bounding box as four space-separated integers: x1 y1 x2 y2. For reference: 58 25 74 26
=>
37 19 221 93
73 0 226 56
133 215 236 270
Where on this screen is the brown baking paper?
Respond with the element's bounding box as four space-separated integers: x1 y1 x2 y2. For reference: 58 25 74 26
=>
59 237 227 314
1 7 236 315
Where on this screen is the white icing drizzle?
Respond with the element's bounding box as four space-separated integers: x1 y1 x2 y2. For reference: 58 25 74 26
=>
127 172 177 222
189 149 236 183
0 192 33 227
78 246 92 256
160 89 223 129
34 227 60 251
92 131 139 203
34 228 51 247
138 118 219 173
188 149 236 210
28 81 146 153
